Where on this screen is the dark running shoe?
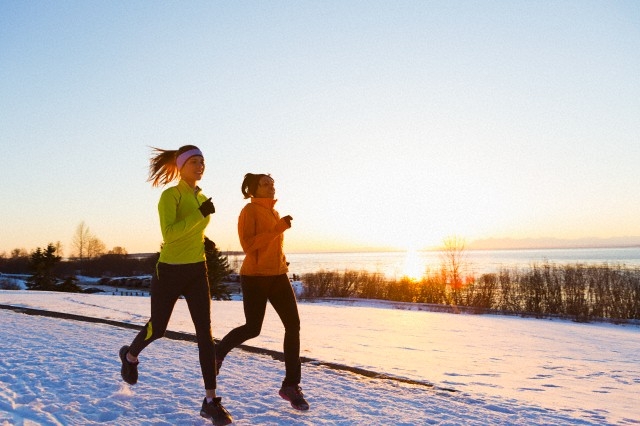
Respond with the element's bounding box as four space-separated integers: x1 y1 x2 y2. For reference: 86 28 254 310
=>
279 385 310 411
200 397 233 426
119 345 138 385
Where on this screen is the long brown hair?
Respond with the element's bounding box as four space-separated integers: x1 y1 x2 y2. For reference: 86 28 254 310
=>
148 145 200 187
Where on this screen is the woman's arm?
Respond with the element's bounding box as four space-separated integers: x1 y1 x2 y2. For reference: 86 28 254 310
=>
238 205 290 254
158 189 205 243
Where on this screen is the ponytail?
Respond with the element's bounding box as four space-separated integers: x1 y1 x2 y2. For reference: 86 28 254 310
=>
148 145 200 187
241 173 271 198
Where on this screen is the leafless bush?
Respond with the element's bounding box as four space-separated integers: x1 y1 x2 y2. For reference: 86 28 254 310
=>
385 277 418 302
302 270 338 298
562 265 590 321
464 273 498 309
333 270 361 298
303 270 390 299
415 270 447 304
440 236 468 306
301 263 640 322
497 268 521 313
355 272 387 299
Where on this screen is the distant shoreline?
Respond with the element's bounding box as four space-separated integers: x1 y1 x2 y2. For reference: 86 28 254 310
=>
462 244 640 252
262 245 640 255
466 237 640 251
126 242 640 258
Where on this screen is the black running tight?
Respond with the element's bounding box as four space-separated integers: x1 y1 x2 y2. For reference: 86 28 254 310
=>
128 262 217 390
216 274 301 385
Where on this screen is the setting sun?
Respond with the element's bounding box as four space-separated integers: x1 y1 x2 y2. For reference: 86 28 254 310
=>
401 248 425 280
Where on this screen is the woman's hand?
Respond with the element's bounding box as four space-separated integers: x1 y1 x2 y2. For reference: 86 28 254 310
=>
276 215 293 233
199 198 215 217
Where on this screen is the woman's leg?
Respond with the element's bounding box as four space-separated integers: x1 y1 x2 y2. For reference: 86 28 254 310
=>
128 263 182 357
268 274 301 386
216 275 269 359
182 262 217 391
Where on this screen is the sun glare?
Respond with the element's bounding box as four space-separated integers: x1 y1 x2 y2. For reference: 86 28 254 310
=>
402 248 425 280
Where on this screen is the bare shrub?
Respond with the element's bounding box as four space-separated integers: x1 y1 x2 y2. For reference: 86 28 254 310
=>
356 272 387 300
415 271 447 304
302 270 338 298
299 261 640 322
542 263 563 315
497 268 521 313
385 277 418 302
562 265 590 321
332 270 361 298
466 273 498 309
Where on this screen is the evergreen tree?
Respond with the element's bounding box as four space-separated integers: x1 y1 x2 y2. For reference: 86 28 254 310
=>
58 276 82 293
204 238 233 301
27 244 61 291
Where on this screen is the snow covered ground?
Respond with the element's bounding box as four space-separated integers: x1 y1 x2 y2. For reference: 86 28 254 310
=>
0 288 639 425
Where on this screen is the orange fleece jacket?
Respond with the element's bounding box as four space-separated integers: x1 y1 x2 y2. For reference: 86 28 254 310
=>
238 198 290 276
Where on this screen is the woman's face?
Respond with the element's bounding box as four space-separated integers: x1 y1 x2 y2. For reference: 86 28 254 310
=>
180 155 205 183
254 176 275 198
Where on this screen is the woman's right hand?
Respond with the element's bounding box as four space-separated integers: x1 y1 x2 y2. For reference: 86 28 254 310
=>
276 215 293 233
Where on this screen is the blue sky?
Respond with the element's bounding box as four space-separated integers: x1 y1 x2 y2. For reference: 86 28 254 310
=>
1 1 639 255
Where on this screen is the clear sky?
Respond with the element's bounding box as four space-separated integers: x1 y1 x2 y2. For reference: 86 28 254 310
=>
1 1 639 256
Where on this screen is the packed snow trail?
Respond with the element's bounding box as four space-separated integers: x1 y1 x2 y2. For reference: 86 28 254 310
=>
0 307 618 425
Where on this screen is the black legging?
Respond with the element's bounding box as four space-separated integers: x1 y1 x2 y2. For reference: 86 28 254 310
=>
128 262 217 390
217 274 301 385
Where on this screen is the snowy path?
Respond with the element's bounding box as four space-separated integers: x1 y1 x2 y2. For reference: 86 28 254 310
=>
0 309 608 425
1 290 639 425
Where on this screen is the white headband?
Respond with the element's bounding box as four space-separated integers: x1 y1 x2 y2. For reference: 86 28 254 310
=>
176 148 203 170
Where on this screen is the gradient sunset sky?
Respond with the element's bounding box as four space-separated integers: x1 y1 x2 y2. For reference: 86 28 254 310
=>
1 1 639 255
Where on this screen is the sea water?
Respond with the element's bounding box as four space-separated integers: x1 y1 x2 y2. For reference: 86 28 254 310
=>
227 247 640 278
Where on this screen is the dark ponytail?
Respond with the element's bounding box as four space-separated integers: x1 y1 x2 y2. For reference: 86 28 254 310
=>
241 173 271 198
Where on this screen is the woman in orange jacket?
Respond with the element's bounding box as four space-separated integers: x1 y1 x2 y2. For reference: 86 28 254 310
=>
216 173 309 411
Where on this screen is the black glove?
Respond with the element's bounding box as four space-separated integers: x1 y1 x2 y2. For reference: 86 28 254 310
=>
204 236 216 252
199 197 215 217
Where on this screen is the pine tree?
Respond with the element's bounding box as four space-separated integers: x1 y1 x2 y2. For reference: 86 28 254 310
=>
58 276 82 293
204 238 233 301
27 244 61 291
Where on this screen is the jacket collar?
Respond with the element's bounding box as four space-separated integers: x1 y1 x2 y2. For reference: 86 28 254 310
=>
178 179 201 194
251 197 277 209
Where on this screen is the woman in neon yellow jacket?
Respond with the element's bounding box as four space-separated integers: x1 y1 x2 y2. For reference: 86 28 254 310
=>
216 173 310 411
118 145 232 426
